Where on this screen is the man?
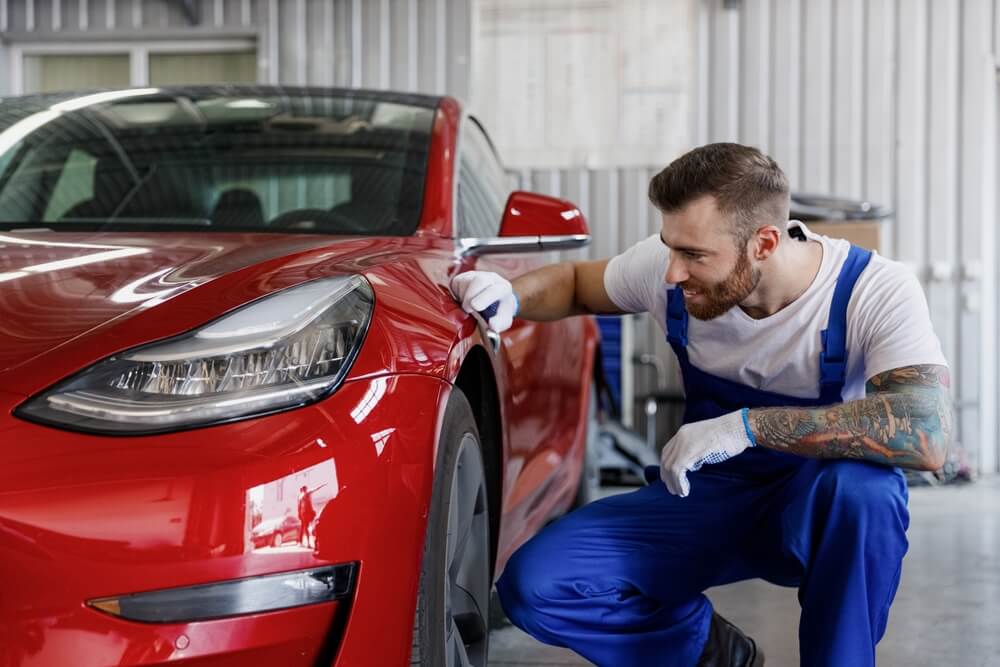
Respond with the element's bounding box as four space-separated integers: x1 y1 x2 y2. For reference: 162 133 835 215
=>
297 485 316 549
450 143 951 667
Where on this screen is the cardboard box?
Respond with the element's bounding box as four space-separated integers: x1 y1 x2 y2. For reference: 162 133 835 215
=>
807 220 881 254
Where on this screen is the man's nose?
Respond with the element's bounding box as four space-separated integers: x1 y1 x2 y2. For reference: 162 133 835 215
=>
665 257 688 285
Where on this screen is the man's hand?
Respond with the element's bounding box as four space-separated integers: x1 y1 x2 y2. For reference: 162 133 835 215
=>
660 409 755 497
450 270 519 333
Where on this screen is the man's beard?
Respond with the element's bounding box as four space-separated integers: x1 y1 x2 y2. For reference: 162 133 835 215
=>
681 247 760 320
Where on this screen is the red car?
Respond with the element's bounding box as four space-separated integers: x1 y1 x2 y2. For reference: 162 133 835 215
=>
0 87 599 666
249 514 301 550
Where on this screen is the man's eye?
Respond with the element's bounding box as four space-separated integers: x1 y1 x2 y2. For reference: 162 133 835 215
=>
684 251 703 260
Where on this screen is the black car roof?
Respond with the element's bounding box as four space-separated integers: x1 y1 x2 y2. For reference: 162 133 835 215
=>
0 85 445 119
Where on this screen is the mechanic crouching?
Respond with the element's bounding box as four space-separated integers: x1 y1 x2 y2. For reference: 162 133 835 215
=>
450 143 951 667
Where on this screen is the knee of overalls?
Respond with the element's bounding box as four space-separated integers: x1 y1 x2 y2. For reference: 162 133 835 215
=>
497 518 614 635
807 460 911 539
496 535 557 632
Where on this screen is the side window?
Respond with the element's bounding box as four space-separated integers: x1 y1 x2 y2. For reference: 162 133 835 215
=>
457 120 511 238
458 160 498 238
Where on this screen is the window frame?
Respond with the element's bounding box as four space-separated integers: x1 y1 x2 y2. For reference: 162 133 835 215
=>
9 39 259 94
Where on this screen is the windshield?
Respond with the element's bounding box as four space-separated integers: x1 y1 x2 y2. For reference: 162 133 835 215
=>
0 88 437 235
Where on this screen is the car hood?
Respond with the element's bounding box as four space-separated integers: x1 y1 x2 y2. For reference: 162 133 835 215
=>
0 231 450 385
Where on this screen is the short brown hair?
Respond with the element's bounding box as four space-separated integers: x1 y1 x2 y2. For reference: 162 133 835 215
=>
648 143 790 245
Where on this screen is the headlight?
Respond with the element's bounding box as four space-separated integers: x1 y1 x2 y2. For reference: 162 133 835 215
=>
17 275 374 435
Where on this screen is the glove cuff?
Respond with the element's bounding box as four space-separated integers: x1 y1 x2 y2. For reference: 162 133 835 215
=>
740 408 758 447
512 292 520 317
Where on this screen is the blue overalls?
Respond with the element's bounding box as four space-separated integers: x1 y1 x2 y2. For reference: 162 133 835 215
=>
497 246 910 667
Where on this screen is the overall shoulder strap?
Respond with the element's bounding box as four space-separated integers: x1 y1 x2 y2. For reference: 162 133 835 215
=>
666 287 689 348
819 245 873 401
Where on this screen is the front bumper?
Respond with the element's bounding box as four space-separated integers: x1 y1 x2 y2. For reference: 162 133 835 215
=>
0 374 448 666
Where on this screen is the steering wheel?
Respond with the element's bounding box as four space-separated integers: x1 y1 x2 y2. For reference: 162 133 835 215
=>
268 208 366 233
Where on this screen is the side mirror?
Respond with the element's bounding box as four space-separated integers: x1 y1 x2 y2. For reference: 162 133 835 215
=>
458 191 591 256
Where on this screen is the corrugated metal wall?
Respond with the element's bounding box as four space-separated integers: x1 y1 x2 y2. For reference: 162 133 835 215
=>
522 0 1000 475
0 0 471 97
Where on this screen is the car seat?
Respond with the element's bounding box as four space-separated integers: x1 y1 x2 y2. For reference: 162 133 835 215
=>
211 188 266 228
60 155 134 219
328 165 405 232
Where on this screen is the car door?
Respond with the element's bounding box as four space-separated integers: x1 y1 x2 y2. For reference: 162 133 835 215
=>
455 119 588 538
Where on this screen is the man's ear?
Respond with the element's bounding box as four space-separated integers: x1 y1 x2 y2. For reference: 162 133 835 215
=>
751 225 782 260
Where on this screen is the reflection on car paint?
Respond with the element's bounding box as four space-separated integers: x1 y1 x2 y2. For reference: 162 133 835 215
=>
371 428 395 457
350 376 388 423
109 267 200 305
0 234 150 284
247 459 339 553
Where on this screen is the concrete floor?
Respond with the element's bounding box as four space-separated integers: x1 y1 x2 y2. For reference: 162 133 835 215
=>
488 476 1000 667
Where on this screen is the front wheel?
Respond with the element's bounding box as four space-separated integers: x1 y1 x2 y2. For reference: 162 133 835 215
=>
411 388 491 667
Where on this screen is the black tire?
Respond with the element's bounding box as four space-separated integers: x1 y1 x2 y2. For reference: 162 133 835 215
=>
572 381 601 509
411 388 491 667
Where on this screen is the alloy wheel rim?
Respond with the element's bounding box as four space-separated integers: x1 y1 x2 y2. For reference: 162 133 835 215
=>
443 433 490 667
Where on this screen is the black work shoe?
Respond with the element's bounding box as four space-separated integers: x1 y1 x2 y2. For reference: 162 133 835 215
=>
696 611 764 667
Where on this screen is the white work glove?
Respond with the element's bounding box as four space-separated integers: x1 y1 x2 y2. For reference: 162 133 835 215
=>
449 270 520 333
660 408 756 497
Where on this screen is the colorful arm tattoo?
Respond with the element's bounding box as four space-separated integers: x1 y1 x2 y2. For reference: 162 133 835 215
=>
748 364 952 470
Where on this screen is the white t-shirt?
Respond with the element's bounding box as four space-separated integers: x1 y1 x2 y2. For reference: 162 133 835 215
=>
603 222 947 401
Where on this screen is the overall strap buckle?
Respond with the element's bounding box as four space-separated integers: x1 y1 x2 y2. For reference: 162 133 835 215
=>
819 330 847 387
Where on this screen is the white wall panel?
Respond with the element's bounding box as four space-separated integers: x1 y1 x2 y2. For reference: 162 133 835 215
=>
800 0 833 192
960 0 998 474
831 0 863 198
305 0 334 86
767 0 801 187
895 0 928 268
0 0 472 98
388 0 414 90
707 1 738 141
925 0 961 392
738 0 769 148
862 0 895 251
473 0 697 169
0 0 6 82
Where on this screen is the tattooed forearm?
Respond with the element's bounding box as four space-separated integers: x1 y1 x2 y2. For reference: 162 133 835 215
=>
748 365 952 471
